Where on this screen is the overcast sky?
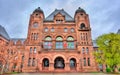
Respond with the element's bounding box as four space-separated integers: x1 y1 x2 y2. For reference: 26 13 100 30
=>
0 0 120 39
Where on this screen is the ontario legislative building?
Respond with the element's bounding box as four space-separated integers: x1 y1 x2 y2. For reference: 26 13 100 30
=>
0 7 101 73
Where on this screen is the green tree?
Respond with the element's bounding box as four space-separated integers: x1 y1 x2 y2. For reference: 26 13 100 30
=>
94 33 120 72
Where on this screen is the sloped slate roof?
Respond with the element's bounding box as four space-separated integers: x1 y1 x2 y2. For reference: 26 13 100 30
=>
0 25 10 40
45 9 74 22
11 38 26 44
117 29 120 34
93 40 98 47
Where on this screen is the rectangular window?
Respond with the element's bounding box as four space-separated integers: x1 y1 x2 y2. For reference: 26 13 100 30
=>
32 58 35 66
67 42 74 49
44 42 52 49
28 58 31 66
88 58 90 66
30 47 32 53
56 42 63 49
83 58 86 66
34 47 37 53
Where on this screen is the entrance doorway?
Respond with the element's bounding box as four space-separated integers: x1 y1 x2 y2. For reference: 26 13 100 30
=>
54 57 65 69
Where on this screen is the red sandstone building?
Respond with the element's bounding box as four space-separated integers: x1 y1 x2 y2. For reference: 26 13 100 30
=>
0 7 100 73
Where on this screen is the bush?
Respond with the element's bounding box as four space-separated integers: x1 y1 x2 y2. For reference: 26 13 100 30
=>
119 68 120 72
106 68 112 73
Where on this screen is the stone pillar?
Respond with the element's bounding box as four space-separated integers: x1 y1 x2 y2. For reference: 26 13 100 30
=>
76 63 79 71
49 63 54 71
39 63 42 71
65 63 70 71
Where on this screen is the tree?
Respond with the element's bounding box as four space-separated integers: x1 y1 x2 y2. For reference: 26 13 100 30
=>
94 33 120 72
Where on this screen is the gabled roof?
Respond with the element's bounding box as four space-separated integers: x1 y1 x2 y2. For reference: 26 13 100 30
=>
0 25 10 40
45 9 74 22
117 29 120 34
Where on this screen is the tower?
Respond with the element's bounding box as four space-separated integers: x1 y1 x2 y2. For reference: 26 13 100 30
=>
74 7 97 71
27 7 44 45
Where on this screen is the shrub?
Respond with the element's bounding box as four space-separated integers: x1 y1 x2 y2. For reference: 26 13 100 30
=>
106 67 111 73
119 68 120 72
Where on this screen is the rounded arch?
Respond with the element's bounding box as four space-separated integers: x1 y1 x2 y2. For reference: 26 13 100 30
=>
56 36 63 41
54 56 65 69
80 23 86 29
52 54 66 63
65 34 76 41
67 55 79 63
67 36 74 41
42 33 54 40
54 34 65 40
44 36 52 41
39 55 52 63
69 58 77 68
42 58 49 67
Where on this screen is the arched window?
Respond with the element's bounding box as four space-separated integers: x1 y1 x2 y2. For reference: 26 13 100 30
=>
86 47 89 54
44 27 48 32
44 36 52 49
64 28 68 32
71 28 75 33
88 58 90 66
70 58 76 68
28 58 31 66
67 36 74 49
32 58 35 66
51 27 54 32
56 36 63 49
43 58 49 67
30 47 32 53
83 58 86 66
82 47 85 54
80 23 85 29
34 47 37 53
33 22 38 28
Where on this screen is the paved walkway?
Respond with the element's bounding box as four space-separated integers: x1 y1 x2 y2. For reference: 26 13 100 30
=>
7 73 119 75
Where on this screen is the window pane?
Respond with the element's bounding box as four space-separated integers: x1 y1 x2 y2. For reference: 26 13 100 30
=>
56 42 63 49
44 42 52 49
64 28 67 32
71 28 74 32
67 36 74 41
67 42 74 49
33 22 38 28
56 37 63 41
45 36 52 41
44 28 48 32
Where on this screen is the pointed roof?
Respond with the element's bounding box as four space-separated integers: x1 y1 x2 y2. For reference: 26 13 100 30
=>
0 25 10 40
117 29 120 34
45 9 74 22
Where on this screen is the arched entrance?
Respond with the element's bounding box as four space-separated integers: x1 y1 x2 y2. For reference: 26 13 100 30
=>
54 57 65 69
70 58 76 70
42 58 49 70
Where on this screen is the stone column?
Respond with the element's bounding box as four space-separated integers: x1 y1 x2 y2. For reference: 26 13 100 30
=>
39 63 42 71
65 63 70 71
49 63 54 72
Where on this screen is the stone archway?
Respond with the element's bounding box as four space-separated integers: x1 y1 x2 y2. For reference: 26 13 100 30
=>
54 57 65 69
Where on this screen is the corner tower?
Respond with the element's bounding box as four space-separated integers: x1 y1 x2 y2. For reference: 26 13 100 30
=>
27 7 44 45
74 7 97 71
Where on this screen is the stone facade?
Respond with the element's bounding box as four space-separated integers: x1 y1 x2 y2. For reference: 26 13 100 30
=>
0 7 99 73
